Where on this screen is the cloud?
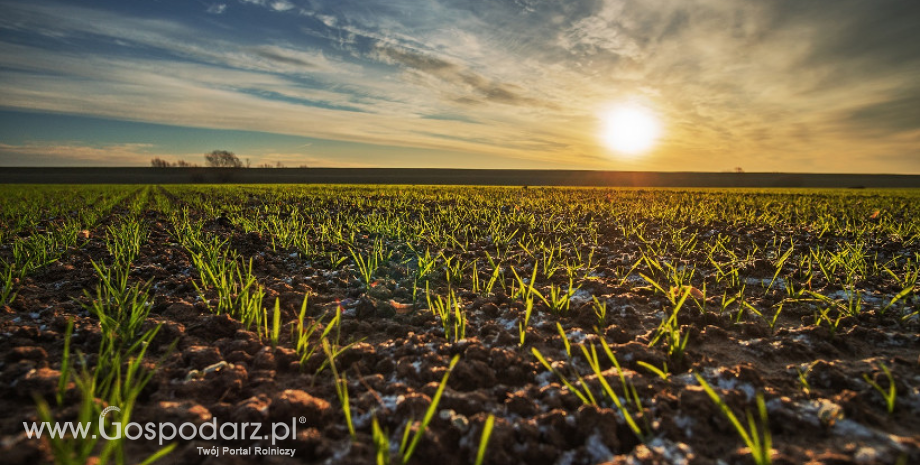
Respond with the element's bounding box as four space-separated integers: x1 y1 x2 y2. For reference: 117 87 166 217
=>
842 87 920 135
206 3 227 15
375 44 555 108
239 0 294 13
0 142 166 166
248 151 378 168
250 46 316 68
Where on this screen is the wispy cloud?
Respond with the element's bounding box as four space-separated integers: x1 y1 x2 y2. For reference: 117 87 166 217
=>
206 3 227 15
239 0 294 13
374 44 555 108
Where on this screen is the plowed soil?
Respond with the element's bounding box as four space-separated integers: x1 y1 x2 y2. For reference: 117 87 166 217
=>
1 186 918 465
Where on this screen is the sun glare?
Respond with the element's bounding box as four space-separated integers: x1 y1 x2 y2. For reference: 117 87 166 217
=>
601 104 662 156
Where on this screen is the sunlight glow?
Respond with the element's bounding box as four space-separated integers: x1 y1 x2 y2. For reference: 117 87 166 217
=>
601 104 662 156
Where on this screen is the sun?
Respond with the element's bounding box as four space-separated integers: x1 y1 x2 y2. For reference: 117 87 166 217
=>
601 103 662 156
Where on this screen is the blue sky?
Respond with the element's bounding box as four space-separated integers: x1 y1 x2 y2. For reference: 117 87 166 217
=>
1 0 919 172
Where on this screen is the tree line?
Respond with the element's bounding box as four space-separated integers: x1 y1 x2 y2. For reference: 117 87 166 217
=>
151 150 305 168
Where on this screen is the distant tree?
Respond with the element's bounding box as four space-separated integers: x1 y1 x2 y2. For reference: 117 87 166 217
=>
151 157 198 167
205 150 243 168
150 157 172 167
256 161 287 168
734 167 744 173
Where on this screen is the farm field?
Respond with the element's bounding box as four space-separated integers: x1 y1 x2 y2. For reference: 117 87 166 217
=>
1 184 918 465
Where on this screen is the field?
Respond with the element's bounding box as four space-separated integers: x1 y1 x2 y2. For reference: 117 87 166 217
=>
1 185 918 465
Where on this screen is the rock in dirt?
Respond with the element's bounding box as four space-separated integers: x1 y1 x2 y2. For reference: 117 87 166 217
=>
184 346 222 369
163 302 198 319
450 359 496 391
252 347 276 370
140 401 212 425
505 391 537 417
0 433 46 465
231 396 269 423
574 405 620 452
269 389 330 426
395 392 433 420
187 314 240 340
5 346 47 364
16 368 60 398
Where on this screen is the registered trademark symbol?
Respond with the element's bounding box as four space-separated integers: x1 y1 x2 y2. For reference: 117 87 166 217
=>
299 416 307 424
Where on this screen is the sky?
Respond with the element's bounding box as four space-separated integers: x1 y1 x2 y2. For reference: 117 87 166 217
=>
1 0 919 172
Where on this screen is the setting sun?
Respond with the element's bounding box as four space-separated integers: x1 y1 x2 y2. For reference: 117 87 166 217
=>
601 104 662 156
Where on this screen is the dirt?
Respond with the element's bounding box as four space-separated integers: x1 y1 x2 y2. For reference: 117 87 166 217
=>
0 188 918 465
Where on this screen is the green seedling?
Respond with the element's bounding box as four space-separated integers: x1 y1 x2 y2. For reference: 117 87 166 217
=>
190 247 266 331
270 298 282 349
718 290 739 316
510 262 542 303
862 363 897 414
38 290 175 465
518 296 534 347
0 262 18 306
580 342 650 442
312 309 361 378
372 355 460 465
371 416 390 465
556 322 572 358
57 318 74 406
83 262 153 355
591 296 607 333
768 302 784 334
695 373 772 465
532 347 596 406
766 244 795 295
349 246 375 285
484 251 505 293
104 219 148 270
796 362 816 395
324 339 356 440
539 277 580 313
747 301 784 335
649 287 691 361
813 307 844 339
292 293 334 365
475 414 496 465
442 254 471 285
471 261 480 294
637 360 670 381
427 287 467 342
640 272 671 303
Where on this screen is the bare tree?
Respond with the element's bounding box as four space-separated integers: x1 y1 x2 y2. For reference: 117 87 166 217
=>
204 150 243 168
